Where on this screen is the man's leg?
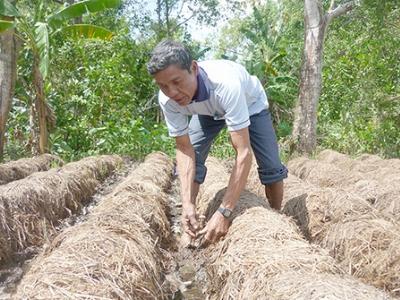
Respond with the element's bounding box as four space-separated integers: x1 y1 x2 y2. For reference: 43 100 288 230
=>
248 109 288 210
189 115 226 199
265 180 284 210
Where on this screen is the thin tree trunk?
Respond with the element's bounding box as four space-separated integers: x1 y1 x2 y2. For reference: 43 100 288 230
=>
33 55 48 154
0 15 18 161
165 0 171 37
291 0 354 154
291 0 326 154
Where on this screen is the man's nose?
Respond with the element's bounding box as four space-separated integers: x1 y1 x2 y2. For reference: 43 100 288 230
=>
168 86 180 98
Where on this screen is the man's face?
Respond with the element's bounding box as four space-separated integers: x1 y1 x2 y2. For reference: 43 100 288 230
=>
153 61 198 106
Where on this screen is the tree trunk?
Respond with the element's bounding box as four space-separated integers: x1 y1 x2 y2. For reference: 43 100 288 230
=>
291 0 326 154
33 55 48 154
0 15 18 161
291 0 355 154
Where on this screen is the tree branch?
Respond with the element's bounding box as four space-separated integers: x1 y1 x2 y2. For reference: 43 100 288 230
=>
329 0 335 12
327 1 355 22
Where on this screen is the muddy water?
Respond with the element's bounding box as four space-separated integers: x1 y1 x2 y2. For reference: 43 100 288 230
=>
166 178 210 300
0 158 134 299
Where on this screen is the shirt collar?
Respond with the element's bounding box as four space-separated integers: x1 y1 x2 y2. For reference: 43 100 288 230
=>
191 67 210 102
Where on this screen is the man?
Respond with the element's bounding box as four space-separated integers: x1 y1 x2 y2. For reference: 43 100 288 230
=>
147 40 287 245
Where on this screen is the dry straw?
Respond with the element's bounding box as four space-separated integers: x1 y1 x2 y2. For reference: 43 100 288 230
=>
0 155 122 266
321 215 400 294
317 150 400 218
288 156 364 188
199 157 391 299
15 152 174 300
0 154 63 185
284 158 400 296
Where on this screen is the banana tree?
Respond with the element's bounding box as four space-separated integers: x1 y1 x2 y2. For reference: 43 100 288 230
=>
0 0 121 154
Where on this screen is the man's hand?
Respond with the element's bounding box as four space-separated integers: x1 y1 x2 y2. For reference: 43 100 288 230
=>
198 210 231 246
182 203 199 238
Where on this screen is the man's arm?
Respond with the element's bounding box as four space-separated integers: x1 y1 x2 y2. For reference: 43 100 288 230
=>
176 134 199 237
199 127 252 244
221 127 252 210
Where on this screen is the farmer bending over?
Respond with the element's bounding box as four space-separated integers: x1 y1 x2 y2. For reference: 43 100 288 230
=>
147 40 288 245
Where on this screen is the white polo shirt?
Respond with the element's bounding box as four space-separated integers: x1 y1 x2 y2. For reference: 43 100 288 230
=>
159 60 269 137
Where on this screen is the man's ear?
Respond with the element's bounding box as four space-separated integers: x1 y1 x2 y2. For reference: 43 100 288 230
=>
191 61 199 75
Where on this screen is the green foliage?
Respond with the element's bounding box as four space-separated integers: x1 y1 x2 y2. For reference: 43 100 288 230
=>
0 20 15 31
48 33 174 160
319 3 400 158
60 24 114 40
0 0 20 17
48 0 121 29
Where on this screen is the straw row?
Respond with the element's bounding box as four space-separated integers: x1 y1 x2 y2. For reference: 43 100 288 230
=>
199 157 391 299
15 152 174 300
273 160 400 296
316 149 400 219
317 149 400 173
0 155 122 266
0 154 64 185
288 154 400 221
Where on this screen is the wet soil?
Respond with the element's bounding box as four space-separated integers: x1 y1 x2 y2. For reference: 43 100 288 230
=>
165 178 210 300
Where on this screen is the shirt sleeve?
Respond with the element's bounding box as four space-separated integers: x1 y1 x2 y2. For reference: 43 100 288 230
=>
218 79 250 132
159 97 189 137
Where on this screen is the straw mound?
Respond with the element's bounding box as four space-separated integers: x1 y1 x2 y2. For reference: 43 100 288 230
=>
372 170 400 187
94 187 171 242
288 157 363 188
113 152 173 195
264 271 391 300
62 154 122 181
15 152 174 299
283 187 374 241
283 174 309 199
0 155 122 265
369 239 400 295
316 149 355 169
322 216 400 294
0 154 64 185
206 206 344 300
374 189 400 220
17 220 165 300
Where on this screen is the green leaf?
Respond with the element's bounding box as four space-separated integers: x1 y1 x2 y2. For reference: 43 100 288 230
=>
0 0 20 17
60 24 114 40
35 22 49 80
0 20 14 32
48 0 121 29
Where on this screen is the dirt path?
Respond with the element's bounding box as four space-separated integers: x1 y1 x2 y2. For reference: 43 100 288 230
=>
165 177 210 300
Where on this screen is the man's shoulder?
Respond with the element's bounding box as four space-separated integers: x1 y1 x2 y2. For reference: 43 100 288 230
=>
199 60 249 87
199 60 246 75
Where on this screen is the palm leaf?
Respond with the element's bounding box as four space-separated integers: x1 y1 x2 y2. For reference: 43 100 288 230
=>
60 24 113 40
0 20 15 32
0 0 20 17
34 22 49 80
48 0 121 29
